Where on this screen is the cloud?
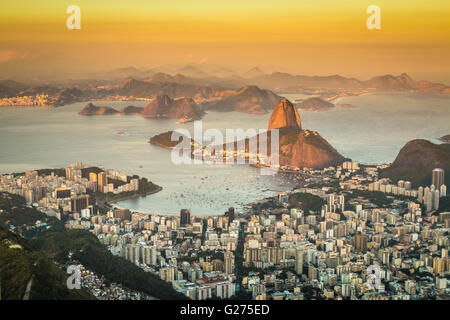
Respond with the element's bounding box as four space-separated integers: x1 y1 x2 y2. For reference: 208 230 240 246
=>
0 49 28 63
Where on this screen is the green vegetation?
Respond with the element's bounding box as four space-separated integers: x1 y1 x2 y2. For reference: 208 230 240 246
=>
13 168 66 178
347 190 394 207
288 192 325 212
251 198 284 213
0 192 65 238
437 196 450 213
37 229 187 300
0 227 93 300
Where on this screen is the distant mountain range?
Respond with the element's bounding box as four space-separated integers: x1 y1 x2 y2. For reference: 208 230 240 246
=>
202 85 281 114
245 72 450 93
1 68 449 113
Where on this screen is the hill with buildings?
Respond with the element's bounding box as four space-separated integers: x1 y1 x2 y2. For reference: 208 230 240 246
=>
379 139 450 186
38 229 188 300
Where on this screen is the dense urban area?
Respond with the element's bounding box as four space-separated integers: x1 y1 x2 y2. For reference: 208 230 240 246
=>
0 161 449 300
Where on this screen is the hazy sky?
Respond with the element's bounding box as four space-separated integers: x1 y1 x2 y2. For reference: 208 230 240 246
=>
1 0 450 83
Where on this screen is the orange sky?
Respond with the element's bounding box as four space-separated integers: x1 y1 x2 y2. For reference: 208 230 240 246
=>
1 0 450 82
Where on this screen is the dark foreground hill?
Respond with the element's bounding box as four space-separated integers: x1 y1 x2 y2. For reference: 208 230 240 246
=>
0 192 185 300
379 139 450 187
37 230 188 300
0 227 94 300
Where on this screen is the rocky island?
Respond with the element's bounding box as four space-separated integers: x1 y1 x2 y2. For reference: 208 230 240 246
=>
296 97 335 111
264 99 344 168
149 99 345 169
149 131 195 150
78 103 119 115
119 105 144 114
78 96 204 122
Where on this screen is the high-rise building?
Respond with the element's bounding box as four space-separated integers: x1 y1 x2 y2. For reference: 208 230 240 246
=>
425 189 433 212
434 190 440 210
142 245 157 266
89 172 97 182
227 207 235 226
97 172 107 193
180 209 191 226
418 186 424 203
354 234 368 252
70 195 89 213
55 187 71 199
440 184 447 198
295 248 304 275
160 267 175 282
224 251 234 274
327 194 335 207
113 208 131 221
432 168 445 189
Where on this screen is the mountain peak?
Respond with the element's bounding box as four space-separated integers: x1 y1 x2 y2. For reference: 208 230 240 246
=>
243 67 265 78
268 99 302 131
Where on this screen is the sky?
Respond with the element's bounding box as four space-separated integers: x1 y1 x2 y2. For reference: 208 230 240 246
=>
1 0 450 83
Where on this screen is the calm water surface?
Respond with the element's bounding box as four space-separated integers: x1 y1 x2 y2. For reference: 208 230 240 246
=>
0 92 449 214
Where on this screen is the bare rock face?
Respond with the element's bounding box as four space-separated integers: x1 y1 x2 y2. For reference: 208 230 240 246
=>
265 99 344 169
267 99 302 131
276 127 344 169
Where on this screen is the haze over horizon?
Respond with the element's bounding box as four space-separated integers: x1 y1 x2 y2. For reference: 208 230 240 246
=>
1 0 450 84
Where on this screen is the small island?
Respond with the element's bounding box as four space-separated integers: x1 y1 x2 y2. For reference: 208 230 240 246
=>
296 97 335 111
78 103 119 115
149 131 196 150
120 105 143 115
